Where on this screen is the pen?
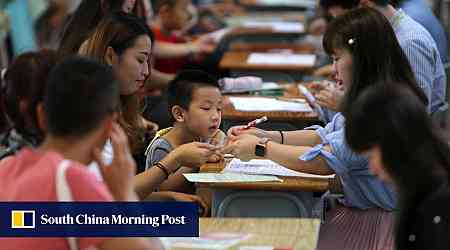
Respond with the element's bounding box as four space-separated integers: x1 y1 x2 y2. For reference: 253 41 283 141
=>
243 116 268 129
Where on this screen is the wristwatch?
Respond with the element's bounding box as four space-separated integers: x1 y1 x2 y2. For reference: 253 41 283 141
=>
255 138 271 157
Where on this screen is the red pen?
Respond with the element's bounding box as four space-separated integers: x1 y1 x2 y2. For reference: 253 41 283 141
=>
243 116 268 129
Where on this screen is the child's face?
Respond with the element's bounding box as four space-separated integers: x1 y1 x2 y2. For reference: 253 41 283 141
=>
183 86 222 140
166 0 192 30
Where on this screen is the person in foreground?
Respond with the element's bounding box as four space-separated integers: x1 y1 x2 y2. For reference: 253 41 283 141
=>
0 57 163 250
345 83 450 250
223 8 428 249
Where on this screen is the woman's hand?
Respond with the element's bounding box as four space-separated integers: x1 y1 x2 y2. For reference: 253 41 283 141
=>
221 134 260 161
315 84 344 112
227 125 269 138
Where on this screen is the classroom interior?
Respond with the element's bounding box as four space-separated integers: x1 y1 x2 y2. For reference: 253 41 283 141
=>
0 0 449 249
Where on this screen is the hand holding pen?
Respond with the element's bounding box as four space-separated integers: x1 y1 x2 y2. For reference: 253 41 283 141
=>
243 116 268 129
226 116 269 137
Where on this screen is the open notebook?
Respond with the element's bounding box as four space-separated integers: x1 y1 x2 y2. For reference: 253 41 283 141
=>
247 53 316 66
228 97 312 112
224 159 335 179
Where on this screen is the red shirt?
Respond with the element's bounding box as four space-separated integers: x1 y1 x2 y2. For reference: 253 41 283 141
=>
0 148 113 250
152 27 188 74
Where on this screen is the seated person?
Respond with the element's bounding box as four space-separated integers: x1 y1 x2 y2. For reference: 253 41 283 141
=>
0 56 163 249
345 83 450 250
150 0 215 74
145 70 225 193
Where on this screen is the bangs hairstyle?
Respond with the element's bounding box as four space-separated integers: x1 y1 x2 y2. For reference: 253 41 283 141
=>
83 11 154 63
323 7 427 111
167 70 219 121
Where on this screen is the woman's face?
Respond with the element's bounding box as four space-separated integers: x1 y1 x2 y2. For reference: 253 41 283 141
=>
332 48 352 91
112 35 152 95
366 146 393 183
122 0 137 13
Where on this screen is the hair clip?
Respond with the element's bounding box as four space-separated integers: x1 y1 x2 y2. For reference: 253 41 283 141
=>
348 38 355 45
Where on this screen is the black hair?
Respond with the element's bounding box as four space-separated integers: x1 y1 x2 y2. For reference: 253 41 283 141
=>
323 7 428 111
58 0 125 57
167 70 219 122
344 83 450 250
44 56 119 137
83 11 154 61
0 50 58 141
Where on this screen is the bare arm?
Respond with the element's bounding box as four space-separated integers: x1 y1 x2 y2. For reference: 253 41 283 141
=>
265 142 334 175
223 134 333 175
158 167 196 193
134 151 181 200
229 126 322 147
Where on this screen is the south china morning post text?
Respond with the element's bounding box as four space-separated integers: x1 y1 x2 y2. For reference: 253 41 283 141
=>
0 202 199 237
40 214 185 227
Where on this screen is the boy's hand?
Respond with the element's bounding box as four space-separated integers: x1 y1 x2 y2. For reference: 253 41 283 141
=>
93 123 137 201
173 142 220 167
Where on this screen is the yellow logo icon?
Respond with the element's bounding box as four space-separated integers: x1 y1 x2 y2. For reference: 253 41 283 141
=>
11 210 35 229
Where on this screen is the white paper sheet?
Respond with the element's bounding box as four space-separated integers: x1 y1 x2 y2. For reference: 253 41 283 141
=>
224 159 335 179
228 97 312 112
160 232 251 250
183 173 282 183
247 53 316 66
222 82 281 93
242 21 304 32
257 0 316 8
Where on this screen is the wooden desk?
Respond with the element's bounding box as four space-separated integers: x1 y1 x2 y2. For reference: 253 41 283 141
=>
196 218 320 250
219 51 315 73
199 161 330 192
223 96 319 123
238 0 316 10
197 161 332 218
229 42 316 53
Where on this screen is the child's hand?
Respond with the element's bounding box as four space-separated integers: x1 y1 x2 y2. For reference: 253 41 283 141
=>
206 152 223 163
173 142 220 168
208 130 227 147
93 123 137 201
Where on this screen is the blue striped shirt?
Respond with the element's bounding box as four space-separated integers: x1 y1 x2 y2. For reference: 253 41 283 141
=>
390 9 447 114
302 113 397 210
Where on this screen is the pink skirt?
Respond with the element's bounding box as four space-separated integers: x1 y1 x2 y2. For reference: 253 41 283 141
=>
316 205 395 250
